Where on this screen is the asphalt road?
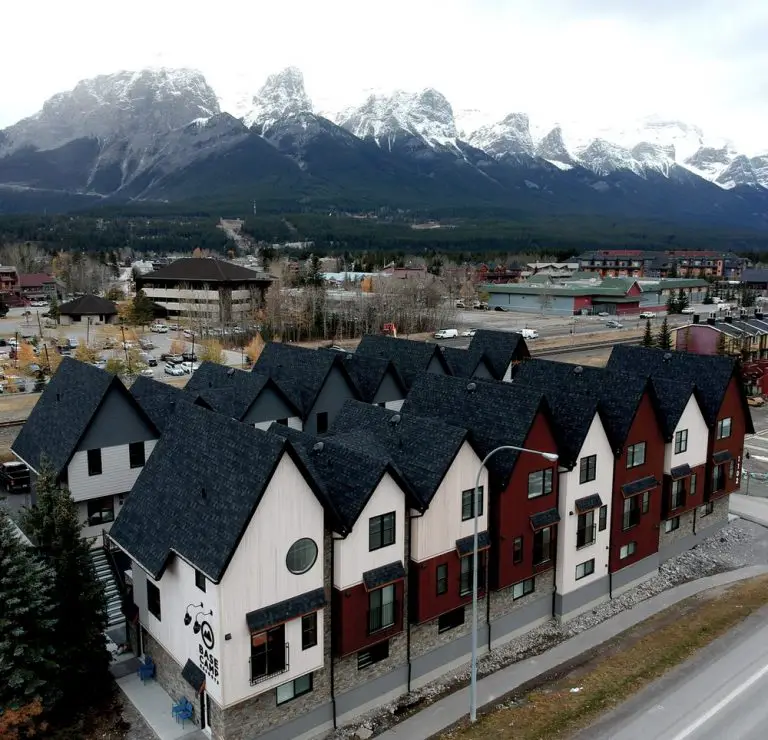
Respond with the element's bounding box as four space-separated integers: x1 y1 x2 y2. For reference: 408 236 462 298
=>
578 608 768 740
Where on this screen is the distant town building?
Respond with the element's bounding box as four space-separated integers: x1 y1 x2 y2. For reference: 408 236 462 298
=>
58 294 118 325
577 250 750 279
18 273 59 301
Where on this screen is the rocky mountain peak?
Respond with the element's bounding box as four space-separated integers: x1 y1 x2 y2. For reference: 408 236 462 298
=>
578 138 644 177
468 113 534 158
631 141 676 176
241 67 313 132
535 126 576 169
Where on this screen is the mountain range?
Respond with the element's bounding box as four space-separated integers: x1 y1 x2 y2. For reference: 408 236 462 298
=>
0 66 767 233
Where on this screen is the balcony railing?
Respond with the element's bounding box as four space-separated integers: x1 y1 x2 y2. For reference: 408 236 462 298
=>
368 600 398 634
249 643 289 686
622 508 641 531
576 524 597 549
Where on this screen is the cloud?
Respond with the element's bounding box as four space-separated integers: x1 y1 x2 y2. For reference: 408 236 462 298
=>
0 0 765 153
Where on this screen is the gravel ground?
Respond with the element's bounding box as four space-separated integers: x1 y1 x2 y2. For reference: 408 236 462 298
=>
122 698 159 740
333 519 768 740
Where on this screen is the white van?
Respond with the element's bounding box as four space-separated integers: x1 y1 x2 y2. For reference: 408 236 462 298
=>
519 328 539 340
434 328 459 339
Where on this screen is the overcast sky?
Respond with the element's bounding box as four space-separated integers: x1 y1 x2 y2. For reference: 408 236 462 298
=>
2 0 766 152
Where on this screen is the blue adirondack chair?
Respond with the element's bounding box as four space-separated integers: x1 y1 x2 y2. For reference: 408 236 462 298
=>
172 697 193 726
137 655 155 683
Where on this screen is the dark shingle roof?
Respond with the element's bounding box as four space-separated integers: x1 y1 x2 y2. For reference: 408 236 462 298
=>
456 531 491 556
142 257 272 284
467 330 530 379
403 374 549 486
58 294 117 316
713 450 733 464
607 346 753 432
513 359 655 452
530 508 561 530
110 403 320 581
621 476 659 497
575 494 603 512
328 400 469 508
130 375 208 432
355 335 450 388
245 588 325 633
252 343 358 417
318 350 406 404
439 346 492 378
740 268 768 283
670 464 692 479
363 561 407 590
12 358 130 476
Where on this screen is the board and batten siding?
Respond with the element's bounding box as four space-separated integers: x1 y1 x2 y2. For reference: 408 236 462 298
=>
334 472 406 590
663 395 708 473
218 453 326 707
410 441 487 563
556 414 613 596
253 417 302 431
67 440 157 502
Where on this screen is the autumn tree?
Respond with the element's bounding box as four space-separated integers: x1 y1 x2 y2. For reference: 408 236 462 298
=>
245 334 265 363
104 286 125 302
199 339 224 364
170 338 188 356
17 342 38 374
104 357 126 375
74 340 98 364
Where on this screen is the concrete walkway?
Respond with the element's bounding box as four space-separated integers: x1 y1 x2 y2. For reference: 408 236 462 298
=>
377 564 768 739
730 493 768 527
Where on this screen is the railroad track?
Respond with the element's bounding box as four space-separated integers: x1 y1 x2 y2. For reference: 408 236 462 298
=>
533 336 640 356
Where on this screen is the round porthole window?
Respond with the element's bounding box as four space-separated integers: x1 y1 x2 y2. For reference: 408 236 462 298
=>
286 538 318 575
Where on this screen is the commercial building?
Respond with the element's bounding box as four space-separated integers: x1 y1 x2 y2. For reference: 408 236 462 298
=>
576 250 750 279
58 294 118 325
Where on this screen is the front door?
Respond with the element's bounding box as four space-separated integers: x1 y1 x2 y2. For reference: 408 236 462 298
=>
200 691 212 734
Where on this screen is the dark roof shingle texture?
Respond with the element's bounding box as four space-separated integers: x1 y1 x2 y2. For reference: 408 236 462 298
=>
467 330 530 379
58 294 117 316
130 375 204 432
355 335 448 388
318 350 405 404
142 257 272 284
245 588 325 633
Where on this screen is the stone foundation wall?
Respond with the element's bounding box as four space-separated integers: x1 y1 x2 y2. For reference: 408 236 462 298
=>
142 631 199 725
489 568 554 622
409 601 486 660
699 495 729 533
333 630 408 696
659 509 695 550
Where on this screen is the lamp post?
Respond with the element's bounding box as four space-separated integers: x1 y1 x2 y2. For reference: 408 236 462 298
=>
469 444 559 723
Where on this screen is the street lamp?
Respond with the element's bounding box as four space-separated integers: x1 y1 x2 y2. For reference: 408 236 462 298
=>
469 444 559 723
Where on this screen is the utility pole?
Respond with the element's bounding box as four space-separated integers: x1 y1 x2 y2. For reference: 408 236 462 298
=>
120 324 130 373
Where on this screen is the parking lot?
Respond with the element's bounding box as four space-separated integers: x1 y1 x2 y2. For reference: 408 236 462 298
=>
743 403 768 497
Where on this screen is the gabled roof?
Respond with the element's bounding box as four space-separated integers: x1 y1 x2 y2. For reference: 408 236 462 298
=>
19 273 55 287
403 374 549 486
328 400 469 508
130 375 211 432
58 294 117 316
741 268 768 283
647 376 701 441
607 346 753 432
355 335 451 388
12 358 153 476
184 362 300 420
466 330 530 379
317 349 407 404
109 402 332 582
270 424 416 533
512 359 656 452
439 346 494 379
141 257 272 284
252 343 359 417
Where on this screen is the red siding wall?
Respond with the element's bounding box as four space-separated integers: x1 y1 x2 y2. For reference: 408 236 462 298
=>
493 412 560 590
661 462 706 519
333 580 405 657
609 392 666 573
710 376 748 499
675 325 720 355
573 296 592 312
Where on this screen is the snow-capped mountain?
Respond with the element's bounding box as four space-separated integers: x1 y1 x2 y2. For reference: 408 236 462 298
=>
467 113 534 159
239 67 313 133
535 127 577 170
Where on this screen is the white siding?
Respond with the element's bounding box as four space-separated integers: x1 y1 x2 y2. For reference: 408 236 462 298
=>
253 416 302 432
77 493 127 544
502 363 513 382
218 454 326 707
411 442 488 562
67 440 157 502
334 473 406 590
385 399 404 411
664 395 708 472
556 415 613 595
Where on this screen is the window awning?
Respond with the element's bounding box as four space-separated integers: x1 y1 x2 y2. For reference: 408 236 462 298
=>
574 494 603 513
670 463 692 480
530 508 561 531
246 587 325 633
456 531 490 557
182 659 206 695
713 450 733 464
621 476 659 498
363 561 406 592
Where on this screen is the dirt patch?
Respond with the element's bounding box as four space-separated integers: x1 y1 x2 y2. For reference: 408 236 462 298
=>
437 575 768 740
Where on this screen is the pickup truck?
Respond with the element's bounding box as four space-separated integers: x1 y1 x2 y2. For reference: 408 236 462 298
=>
0 461 31 493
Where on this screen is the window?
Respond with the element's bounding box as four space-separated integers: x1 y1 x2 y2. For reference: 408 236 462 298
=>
146 581 161 621
87 448 102 476
729 460 736 479
598 505 608 531
368 585 395 633
195 569 206 593
528 469 553 498
459 553 486 596
717 417 732 439
690 473 697 497
622 497 641 530
276 673 312 705
436 564 448 595
533 527 552 565
626 442 646 468
286 538 318 574
664 517 680 533
576 510 596 549
369 512 396 551
316 411 329 434
642 490 650 514
674 429 688 454
512 578 535 600
461 487 484 521
86 496 114 525
670 479 685 510
438 607 465 633
512 536 523 564
301 613 317 650
250 624 287 683
700 501 715 517
619 542 637 560
575 559 595 580
579 455 597 484
129 441 145 469
357 640 389 670
275 418 288 426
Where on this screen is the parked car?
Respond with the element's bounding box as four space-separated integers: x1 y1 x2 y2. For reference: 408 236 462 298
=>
519 328 539 340
434 328 459 339
681 307 695 314
461 328 477 337
748 396 765 407
455 300 466 309
164 363 185 377
597 312 610 317
30 300 48 308
605 320 624 329
0 461 31 493
639 312 655 319
139 338 155 350
168 323 181 331
180 361 200 374
712 296 724 304
140 368 154 378
493 306 509 312
150 323 169 333
182 352 198 363
474 302 490 310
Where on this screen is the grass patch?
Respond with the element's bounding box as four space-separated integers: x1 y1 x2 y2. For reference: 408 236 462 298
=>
439 575 768 740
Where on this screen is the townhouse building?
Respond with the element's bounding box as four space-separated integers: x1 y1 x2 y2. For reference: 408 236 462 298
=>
355 335 451 389
466 329 530 381
318 350 408 410
439 346 495 380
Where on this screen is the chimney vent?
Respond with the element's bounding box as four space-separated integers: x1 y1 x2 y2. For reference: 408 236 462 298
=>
693 314 700 324
707 316 716 326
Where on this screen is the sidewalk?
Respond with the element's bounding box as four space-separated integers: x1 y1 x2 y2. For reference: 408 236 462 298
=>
730 493 768 527
377 564 768 739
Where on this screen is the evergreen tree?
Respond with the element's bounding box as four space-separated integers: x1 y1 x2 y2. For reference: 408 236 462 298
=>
47 296 60 324
641 319 656 348
666 293 678 314
703 287 714 305
657 317 673 349
21 465 111 717
677 288 690 311
129 289 155 327
0 509 59 715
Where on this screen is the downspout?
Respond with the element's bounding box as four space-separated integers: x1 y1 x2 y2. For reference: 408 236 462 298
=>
486 554 492 653
406 509 425 694
330 534 340 730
